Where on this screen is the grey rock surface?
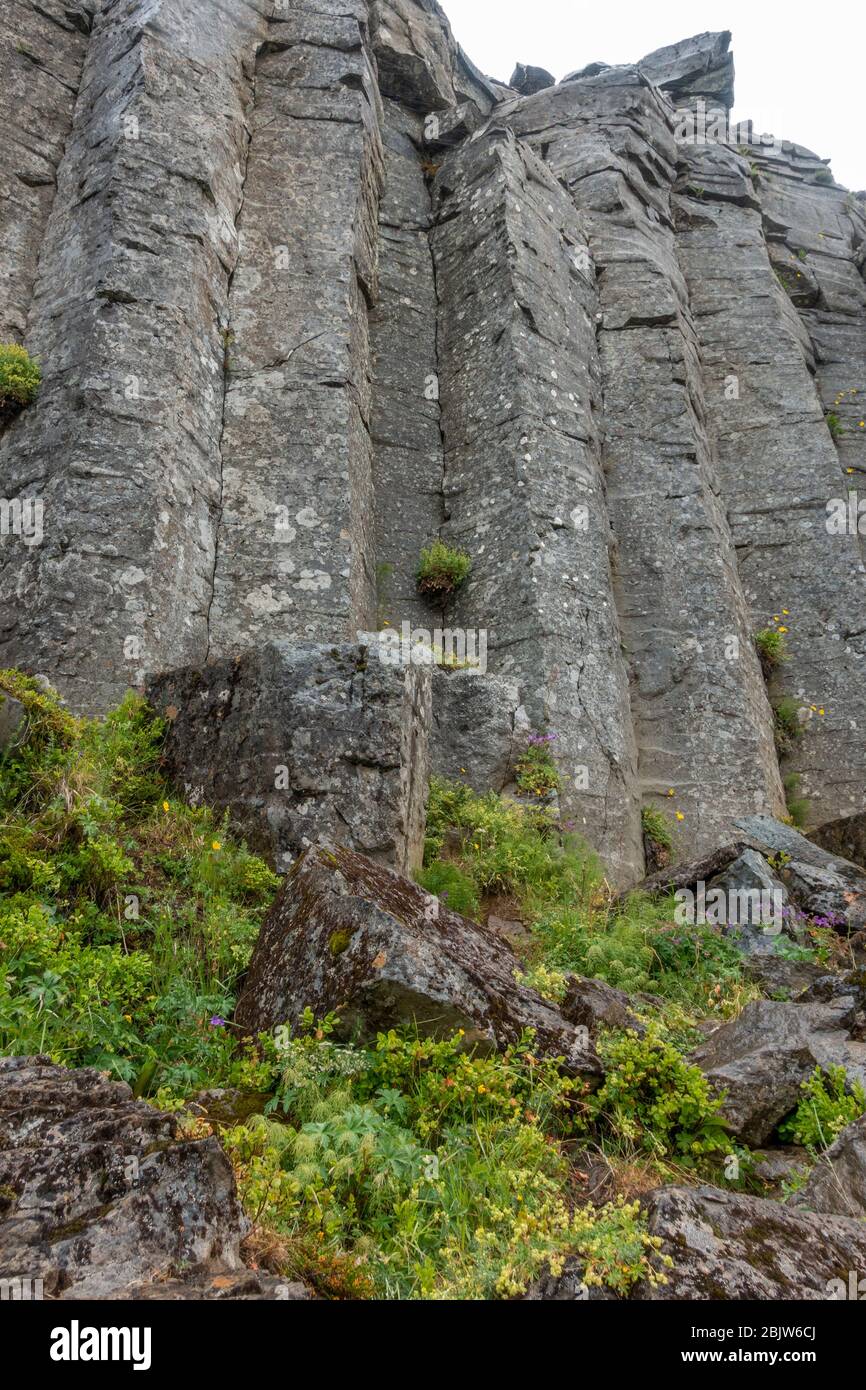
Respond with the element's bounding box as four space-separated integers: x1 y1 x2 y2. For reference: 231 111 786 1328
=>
431 126 643 885
637 1185 866 1299
529 1183 866 1299
430 666 525 793
2 10 866 897
148 640 431 877
234 841 603 1080
0 1 96 342
794 1114 866 1219
0 1055 250 1299
690 998 866 1145
0 690 25 753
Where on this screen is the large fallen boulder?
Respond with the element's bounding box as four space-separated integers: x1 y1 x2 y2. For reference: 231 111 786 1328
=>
0 1057 256 1299
148 640 431 877
689 999 866 1146
621 816 866 934
637 1186 866 1299
792 1114 866 1220
734 815 866 932
234 843 602 1080
527 1184 866 1299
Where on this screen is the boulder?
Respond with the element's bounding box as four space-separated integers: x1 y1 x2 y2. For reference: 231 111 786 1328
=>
638 31 735 110
528 1185 866 1299
148 640 431 877
509 63 555 96
234 843 603 1080
793 1114 866 1219
690 998 866 1145
0 1056 252 1299
636 1185 866 1299
733 815 866 932
560 975 645 1037
743 953 830 1000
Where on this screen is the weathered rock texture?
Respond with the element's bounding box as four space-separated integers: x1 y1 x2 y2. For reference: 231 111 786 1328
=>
0 1055 253 1298
235 841 603 1079
3 12 865 889
148 640 430 875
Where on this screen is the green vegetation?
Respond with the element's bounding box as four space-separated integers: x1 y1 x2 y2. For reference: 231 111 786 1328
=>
0 343 41 418
778 1066 866 1149
416 539 472 600
783 772 810 830
641 806 674 852
754 626 789 677
0 671 278 1089
825 411 845 441
592 1029 729 1163
0 676 846 1300
814 169 834 186
514 732 561 798
422 779 754 1021
223 1020 668 1299
772 696 805 756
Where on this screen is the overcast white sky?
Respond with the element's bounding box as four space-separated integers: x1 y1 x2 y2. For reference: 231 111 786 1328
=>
442 1 866 191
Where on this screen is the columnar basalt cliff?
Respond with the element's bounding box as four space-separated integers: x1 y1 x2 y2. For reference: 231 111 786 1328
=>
1 4 865 889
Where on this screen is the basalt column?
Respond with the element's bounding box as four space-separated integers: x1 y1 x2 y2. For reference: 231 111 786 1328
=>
0 0 265 715
675 141 866 827
499 71 785 858
207 2 385 656
431 129 643 885
0 0 98 342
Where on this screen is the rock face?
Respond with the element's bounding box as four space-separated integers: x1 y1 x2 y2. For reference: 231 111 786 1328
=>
2 5 865 893
234 841 603 1080
0 1056 255 1299
148 640 431 876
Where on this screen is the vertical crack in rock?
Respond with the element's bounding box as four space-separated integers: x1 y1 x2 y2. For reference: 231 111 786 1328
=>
206 2 385 658
0 0 98 343
495 70 786 858
0 0 264 714
369 99 446 632
430 127 643 884
675 140 866 827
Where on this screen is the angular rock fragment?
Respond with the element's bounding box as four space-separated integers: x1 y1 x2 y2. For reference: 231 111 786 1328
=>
0 690 25 753
509 64 555 96
690 998 866 1145
234 842 603 1081
734 815 866 931
148 641 431 877
793 1115 866 1220
0 1056 250 1300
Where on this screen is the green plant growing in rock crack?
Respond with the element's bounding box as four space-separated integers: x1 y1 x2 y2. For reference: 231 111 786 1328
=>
641 806 674 853
514 731 561 798
0 343 41 421
825 411 845 441
783 772 810 830
772 696 805 756
416 538 472 601
754 626 789 678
